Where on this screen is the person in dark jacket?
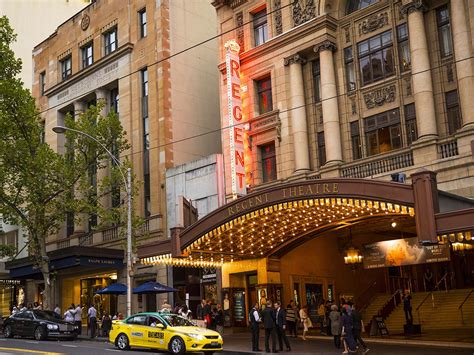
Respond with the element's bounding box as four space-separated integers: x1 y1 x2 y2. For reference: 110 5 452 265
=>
203 300 212 328
274 301 291 352
249 302 261 352
341 305 356 354
285 300 298 338
262 301 277 353
351 304 369 354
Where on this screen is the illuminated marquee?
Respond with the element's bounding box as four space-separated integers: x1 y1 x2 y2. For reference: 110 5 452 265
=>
225 40 246 198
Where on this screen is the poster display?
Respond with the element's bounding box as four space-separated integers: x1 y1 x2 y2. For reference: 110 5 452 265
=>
362 237 450 269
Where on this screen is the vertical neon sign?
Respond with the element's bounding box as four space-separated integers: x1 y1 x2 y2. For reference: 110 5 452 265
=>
225 40 246 198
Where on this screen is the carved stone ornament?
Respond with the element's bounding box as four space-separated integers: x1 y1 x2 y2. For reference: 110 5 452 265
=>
313 40 337 54
292 0 317 27
359 12 389 35
400 0 427 17
274 0 283 35
236 12 244 52
81 14 90 31
344 27 351 43
404 76 412 96
229 0 248 9
363 84 396 109
284 53 307 66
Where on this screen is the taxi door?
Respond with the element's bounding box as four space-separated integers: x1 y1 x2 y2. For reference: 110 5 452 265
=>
145 316 167 350
127 315 148 347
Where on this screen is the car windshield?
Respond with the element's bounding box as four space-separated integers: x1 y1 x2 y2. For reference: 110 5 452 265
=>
160 314 194 327
33 310 61 322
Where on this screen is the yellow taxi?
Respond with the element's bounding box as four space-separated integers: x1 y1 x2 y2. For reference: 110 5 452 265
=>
109 312 223 354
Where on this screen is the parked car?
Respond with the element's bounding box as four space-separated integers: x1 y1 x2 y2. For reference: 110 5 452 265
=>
3 309 78 340
109 312 223 354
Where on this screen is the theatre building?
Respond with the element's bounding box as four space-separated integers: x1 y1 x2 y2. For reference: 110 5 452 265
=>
7 0 220 317
139 0 474 333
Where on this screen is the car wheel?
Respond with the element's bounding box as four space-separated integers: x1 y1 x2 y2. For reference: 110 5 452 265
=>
3 325 13 338
169 336 185 355
116 333 130 351
34 326 46 341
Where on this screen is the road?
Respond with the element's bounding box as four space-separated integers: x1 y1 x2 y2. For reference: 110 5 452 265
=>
0 336 473 355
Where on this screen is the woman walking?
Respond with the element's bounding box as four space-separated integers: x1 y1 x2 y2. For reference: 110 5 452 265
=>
341 305 357 354
329 305 342 349
299 305 312 340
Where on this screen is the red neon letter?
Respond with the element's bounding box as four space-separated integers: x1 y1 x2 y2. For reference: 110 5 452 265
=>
236 172 245 188
231 83 241 99
234 127 243 144
230 59 240 78
233 106 242 121
235 150 244 167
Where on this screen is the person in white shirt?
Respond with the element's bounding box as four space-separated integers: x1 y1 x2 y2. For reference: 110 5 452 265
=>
64 306 75 323
87 304 97 339
54 304 61 317
249 302 261 352
74 304 83 335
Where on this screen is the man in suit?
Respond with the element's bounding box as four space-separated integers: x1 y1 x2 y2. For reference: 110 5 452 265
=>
274 301 291 352
249 302 261 352
262 301 277 353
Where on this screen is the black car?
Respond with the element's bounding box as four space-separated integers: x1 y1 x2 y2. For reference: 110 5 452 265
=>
3 310 79 340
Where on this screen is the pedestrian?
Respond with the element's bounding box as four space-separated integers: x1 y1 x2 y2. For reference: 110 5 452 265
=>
74 303 83 335
285 300 298 338
215 304 224 335
329 304 342 349
33 302 42 310
160 300 172 312
203 300 212 329
196 299 205 320
274 301 291 352
54 304 61 317
64 305 75 323
249 302 261 352
317 299 326 335
11 305 19 315
102 313 112 337
20 303 27 312
88 304 97 338
299 305 312 340
210 307 218 331
325 300 332 335
424 268 433 291
403 292 413 323
351 304 369 354
262 301 277 353
341 305 356 354
27 303 33 310
180 305 192 320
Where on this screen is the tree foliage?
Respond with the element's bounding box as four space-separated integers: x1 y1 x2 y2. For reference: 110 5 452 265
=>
0 16 137 309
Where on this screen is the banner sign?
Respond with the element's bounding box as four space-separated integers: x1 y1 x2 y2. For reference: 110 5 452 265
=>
225 40 246 198
363 237 450 269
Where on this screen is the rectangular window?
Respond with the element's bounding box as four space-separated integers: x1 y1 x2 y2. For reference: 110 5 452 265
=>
260 142 277 183
110 88 119 114
364 109 402 156
141 68 150 216
437 6 453 58
81 42 93 69
397 23 411 71
312 60 321 102
445 90 462 135
344 47 356 91
104 27 117 55
256 76 272 114
39 71 46 96
404 103 417 145
139 8 147 38
0 230 18 251
358 30 394 86
66 212 74 237
350 121 362 160
60 56 72 80
318 131 326 166
253 9 268 46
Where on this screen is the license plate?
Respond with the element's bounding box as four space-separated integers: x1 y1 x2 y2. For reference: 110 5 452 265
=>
211 342 219 347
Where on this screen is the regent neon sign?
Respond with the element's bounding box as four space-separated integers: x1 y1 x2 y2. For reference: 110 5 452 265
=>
225 40 246 198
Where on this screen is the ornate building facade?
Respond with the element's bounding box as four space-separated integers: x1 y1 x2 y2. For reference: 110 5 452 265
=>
212 0 474 197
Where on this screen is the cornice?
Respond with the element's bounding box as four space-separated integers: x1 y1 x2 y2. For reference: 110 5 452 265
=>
313 40 337 54
400 0 427 16
284 53 307 66
44 42 134 97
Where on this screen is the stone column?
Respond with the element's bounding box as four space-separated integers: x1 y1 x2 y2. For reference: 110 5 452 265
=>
411 170 439 243
450 0 474 129
95 89 112 217
284 54 310 173
314 41 342 164
72 100 88 234
401 1 438 140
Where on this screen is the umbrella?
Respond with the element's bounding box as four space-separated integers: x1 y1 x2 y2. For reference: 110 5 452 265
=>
96 283 127 295
133 281 177 294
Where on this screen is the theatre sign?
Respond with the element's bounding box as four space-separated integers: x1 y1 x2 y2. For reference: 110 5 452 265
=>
225 40 246 198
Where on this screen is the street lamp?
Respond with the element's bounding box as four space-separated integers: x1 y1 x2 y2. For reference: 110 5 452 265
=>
52 125 133 317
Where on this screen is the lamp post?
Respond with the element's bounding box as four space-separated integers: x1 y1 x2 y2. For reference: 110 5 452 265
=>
52 126 133 317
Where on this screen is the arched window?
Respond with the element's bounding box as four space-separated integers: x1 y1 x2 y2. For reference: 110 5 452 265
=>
346 0 378 15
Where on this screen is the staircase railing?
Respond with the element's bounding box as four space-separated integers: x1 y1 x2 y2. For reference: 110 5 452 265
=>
365 289 401 332
357 281 378 315
416 272 450 323
459 289 474 324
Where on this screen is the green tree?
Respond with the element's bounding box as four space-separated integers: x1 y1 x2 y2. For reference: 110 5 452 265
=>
0 16 136 309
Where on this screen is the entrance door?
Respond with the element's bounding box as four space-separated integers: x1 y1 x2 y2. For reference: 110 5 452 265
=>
247 274 258 310
305 284 323 323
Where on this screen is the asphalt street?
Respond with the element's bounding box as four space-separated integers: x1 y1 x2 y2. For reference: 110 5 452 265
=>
0 336 473 355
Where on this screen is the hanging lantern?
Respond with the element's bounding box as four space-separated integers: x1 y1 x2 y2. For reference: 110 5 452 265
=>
344 246 363 268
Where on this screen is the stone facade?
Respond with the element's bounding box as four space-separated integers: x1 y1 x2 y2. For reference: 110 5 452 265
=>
213 0 474 198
